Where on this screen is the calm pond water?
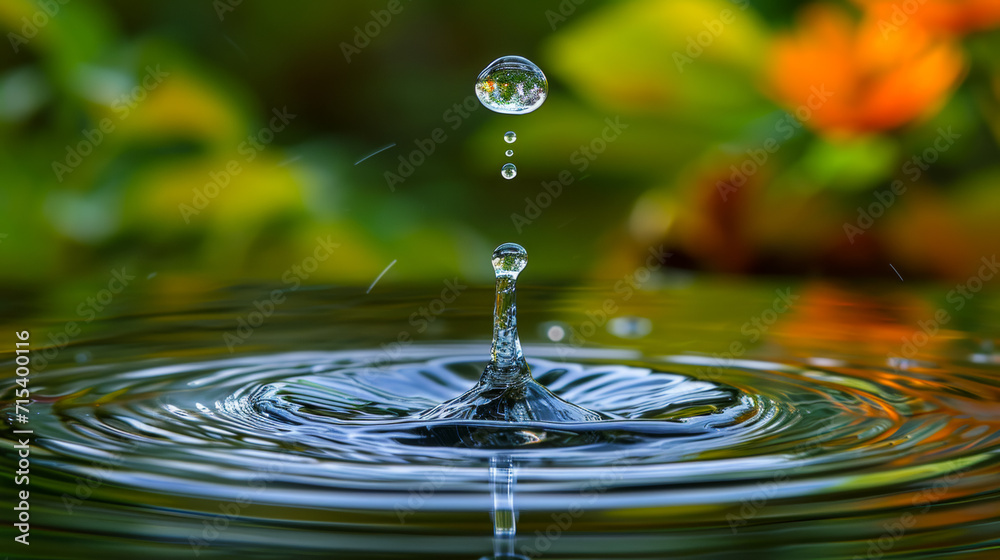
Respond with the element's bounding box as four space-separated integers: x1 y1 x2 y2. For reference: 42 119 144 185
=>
2 277 999 559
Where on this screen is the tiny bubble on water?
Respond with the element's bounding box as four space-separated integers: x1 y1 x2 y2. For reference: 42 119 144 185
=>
505 149 514 157
539 321 570 342
501 163 517 180
607 316 652 339
547 325 565 341
504 131 516 143
475 56 548 114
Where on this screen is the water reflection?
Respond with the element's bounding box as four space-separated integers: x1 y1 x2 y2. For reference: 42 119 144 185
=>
0 280 998 559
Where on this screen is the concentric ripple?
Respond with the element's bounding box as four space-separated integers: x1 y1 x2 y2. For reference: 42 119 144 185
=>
12 343 999 482
4 343 1000 558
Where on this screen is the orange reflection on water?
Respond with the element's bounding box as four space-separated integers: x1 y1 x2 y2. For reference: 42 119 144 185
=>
770 283 943 359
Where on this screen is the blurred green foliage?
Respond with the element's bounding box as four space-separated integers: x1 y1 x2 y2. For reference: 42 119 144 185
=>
1 0 999 292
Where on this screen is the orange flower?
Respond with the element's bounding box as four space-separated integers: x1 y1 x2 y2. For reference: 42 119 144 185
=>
854 0 1000 35
768 4 965 136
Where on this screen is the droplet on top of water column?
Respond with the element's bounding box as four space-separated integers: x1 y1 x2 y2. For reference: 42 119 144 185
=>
504 131 517 143
501 163 517 180
475 56 548 114
505 149 514 157
417 242 607 426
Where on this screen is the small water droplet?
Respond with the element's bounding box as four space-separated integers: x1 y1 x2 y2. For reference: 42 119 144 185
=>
501 163 517 180
476 57 548 114
505 149 514 157
504 131 517 143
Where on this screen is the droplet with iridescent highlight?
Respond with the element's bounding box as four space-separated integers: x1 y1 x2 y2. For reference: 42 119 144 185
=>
476 56 548 114
501 163 517 180
504 131 517 143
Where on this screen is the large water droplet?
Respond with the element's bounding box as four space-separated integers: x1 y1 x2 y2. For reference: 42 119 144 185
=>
475 56 548 115
501 163 517 180
504 131 517 143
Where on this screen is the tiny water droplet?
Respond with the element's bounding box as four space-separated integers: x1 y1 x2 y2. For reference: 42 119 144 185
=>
505 149 514 157
504 131 517 143
476 56 548 114
501 163 517 180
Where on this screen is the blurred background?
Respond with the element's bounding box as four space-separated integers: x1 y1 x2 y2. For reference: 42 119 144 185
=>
1 0 999 295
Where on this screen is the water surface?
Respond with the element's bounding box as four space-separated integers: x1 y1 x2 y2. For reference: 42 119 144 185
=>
2 279 999 559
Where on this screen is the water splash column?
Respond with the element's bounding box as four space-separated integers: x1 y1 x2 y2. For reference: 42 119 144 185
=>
419 242 606 424
485 243 531 386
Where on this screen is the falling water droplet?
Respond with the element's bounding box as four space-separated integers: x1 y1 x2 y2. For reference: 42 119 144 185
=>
504 131 517 143
501 163 517 180
505 149 514 157
475 56 548 114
